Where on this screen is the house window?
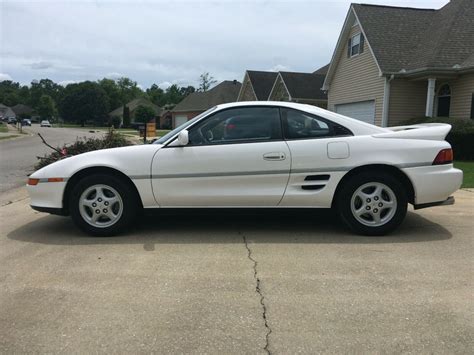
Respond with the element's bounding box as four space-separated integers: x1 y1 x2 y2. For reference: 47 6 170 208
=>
437 84 451 117
348 33 365 57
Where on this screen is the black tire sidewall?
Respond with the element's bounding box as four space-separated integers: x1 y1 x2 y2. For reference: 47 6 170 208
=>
337 172 408 236
69 174 138 236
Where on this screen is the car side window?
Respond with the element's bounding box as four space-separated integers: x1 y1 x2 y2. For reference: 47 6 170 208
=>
188 107 282 145
281 108 353 139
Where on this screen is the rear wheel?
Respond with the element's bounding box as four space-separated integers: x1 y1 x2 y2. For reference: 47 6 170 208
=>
337 172 407 236
69 174 139 236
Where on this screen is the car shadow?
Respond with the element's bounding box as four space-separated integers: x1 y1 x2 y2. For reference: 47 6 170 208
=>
8 209 452 247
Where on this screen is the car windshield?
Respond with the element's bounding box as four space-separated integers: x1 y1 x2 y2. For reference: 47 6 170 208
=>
154 106 217 144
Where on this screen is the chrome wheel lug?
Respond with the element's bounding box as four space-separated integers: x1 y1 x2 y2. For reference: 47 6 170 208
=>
104 201 109 206
103 209 108 213
366 206 371 210
374 196 379 201
98 198 102 202
373 208 379 213
366 198 371 203
92 202 97 207
378 203 383 207
95 209 100 214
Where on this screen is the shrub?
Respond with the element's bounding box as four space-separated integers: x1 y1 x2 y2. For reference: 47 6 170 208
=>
402 117 474 160
35 129 132 170
110 115 122 128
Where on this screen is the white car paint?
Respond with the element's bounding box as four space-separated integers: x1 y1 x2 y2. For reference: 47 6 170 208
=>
27 101 462 213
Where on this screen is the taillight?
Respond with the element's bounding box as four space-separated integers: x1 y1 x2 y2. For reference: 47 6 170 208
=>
433 148 453 165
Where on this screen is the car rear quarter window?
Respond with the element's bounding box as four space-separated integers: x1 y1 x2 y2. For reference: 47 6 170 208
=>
281 108 353 140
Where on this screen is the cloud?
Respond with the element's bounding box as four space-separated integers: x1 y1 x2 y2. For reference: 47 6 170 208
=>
30 61 53 70
105 72 124 80
58 80 77 86
0 0 449 88
267 64 290 72
0 73 13 81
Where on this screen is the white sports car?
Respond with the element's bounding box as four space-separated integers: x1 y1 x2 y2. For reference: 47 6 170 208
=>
27 102 462 236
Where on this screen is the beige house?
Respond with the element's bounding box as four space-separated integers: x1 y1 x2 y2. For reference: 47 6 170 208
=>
323 0 474 126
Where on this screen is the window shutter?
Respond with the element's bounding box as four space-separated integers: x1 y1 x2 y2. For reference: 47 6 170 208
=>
347 37 352 57
360 34 365 54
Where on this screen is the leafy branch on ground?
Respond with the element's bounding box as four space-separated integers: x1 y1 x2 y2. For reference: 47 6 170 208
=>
35 129 132 170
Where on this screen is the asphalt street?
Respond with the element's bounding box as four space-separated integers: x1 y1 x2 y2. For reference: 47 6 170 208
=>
0 125 102 192
0 187 473 353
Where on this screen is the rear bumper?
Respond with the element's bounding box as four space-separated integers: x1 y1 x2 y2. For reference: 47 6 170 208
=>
402 165 463 205
414 196 455 210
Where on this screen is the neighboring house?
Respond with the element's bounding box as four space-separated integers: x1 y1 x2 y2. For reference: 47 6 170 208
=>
237 71 278 101
268 71 328 108
11 104 33 118
323 0 474 126
171 80 241 128
0 103 16 119
109 98 162 124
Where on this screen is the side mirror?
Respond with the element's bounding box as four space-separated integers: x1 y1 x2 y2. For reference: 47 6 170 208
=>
177 129 189 146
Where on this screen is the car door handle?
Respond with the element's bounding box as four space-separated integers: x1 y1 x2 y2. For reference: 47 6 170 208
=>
263 152 286 161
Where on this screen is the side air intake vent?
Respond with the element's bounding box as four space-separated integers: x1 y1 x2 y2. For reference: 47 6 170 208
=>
301 185 325 191
304 174 330 181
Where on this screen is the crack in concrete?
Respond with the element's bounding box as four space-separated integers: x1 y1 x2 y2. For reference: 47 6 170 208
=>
241 231 272 355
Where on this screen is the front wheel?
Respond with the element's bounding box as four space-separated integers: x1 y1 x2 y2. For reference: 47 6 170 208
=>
336 172 407 236
69 174 139 236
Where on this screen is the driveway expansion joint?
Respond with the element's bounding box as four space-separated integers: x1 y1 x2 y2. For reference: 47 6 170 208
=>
241 231 272 355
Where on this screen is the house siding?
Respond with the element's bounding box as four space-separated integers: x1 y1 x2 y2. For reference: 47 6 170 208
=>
237 73 257 101
327 25 385 125
388 79 427 126
449 74 474 119
268 76 290 101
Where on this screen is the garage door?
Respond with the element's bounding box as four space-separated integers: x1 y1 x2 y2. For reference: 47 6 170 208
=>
335 100 375 124
174 115 188 128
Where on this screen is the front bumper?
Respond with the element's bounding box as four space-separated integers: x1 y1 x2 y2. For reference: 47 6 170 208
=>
26 181 67 210
31 205 67 215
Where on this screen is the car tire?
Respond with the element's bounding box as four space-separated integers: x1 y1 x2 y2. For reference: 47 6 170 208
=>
336 171 407 236
69 174 139 236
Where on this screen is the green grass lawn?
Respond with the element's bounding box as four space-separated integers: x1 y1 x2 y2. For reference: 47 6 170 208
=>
454 161 474 188
0 123 8 133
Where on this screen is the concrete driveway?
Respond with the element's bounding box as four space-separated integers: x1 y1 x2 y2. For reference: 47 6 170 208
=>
0 188 472 353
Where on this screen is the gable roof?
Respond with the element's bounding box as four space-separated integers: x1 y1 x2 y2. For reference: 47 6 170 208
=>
246 71 278 100
11 104 33 115
313 64 330 75
109 98 162 117
278 72 327 100
324 0 474 87
172 80 241 112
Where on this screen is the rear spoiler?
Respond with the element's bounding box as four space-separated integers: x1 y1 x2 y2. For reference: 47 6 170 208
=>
372 123 452 141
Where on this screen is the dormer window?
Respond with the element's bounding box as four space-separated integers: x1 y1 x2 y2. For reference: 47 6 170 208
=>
348 33 365 57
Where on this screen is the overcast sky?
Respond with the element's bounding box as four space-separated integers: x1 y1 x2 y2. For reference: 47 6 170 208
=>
1 0 447 89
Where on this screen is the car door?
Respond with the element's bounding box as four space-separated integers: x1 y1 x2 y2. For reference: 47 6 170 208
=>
279 107 354 207
152 106 291 207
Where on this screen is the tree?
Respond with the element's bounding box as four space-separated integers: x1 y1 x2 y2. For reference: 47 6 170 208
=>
123 106 130 127
179 85 196 97
134 105 156 123
60 81 109 126
117 77 142 105
198 72 217 92
146 84 165 106
164 84 183 104
30 79 63 109
37 95 56 120
98 78 121 110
